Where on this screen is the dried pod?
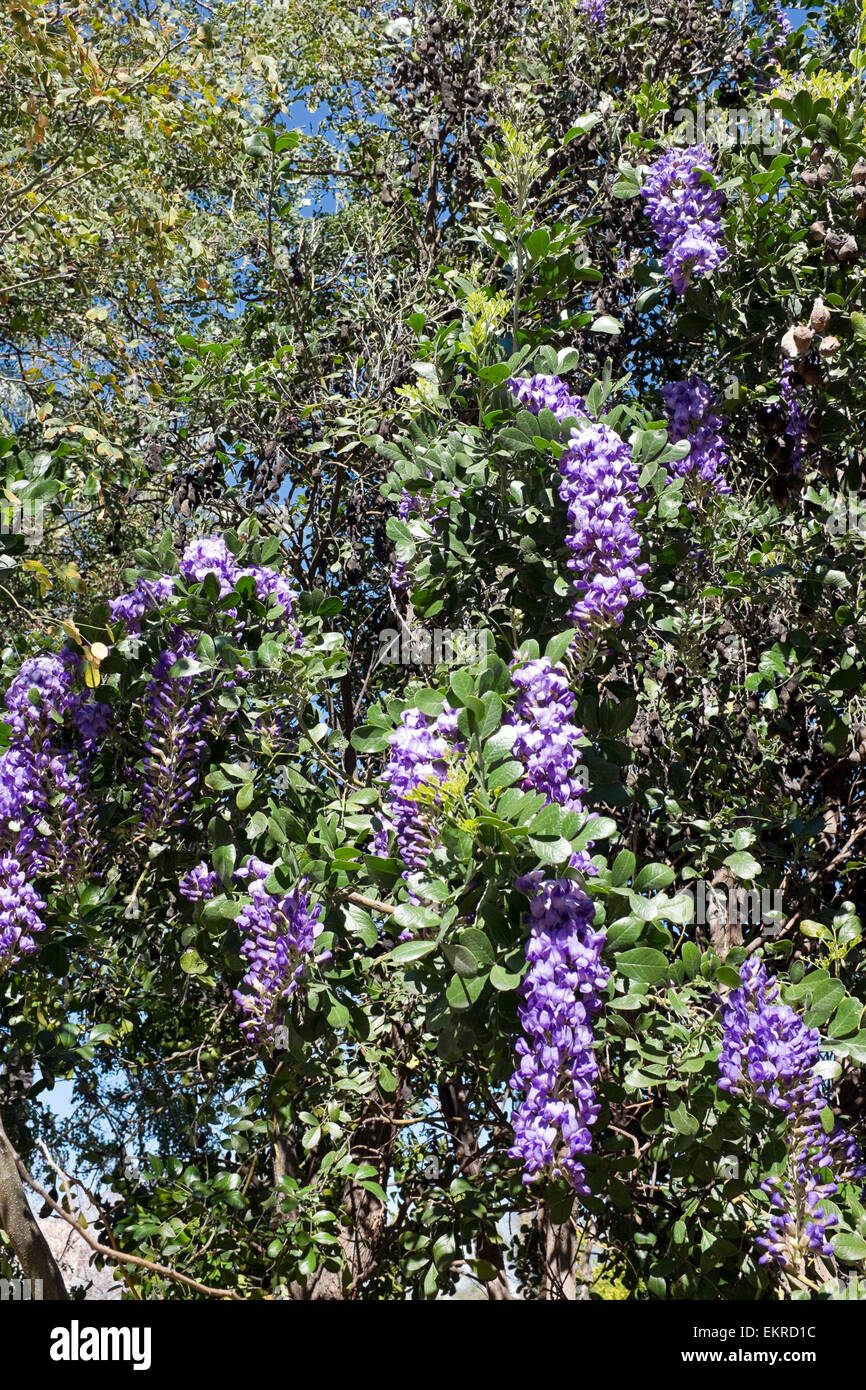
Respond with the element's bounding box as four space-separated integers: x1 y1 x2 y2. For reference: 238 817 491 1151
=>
818 334 841 357
816 163 835 186
852 157 866 185
799 360 826 387
800 169 819 188
838 235 860 264
809 299 831 333
810 220 827 241
781 325 812 357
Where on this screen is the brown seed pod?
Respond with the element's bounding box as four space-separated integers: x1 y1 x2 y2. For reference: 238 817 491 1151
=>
809 299 831 333
838 235 860 264
810 220 827 240
818 335 841 357
852 157 866 185
801 169 819 188
799 360 826 387
816 163 835 186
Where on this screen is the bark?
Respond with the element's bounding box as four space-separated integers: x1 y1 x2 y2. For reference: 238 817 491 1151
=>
0 1110 68 1299
303 1107 401 1299
537 1198 579 1301
438 1079 514 1299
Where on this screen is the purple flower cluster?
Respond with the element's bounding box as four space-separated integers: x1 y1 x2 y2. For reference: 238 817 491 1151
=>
719 958 864 1269
178 861 221 902
390 488 424 595
509 873 609 1191
139 636 210 837
506 376 647 631
507 374 587 423
558 423 648 629
662 377 731 494
109 576 175 633
0 652 109 880
582 0 608 26
179 536 298 621
779 362 808 473
0 851 47 970
507 657 587 813
641 145 727 293
232 864 327 1045
374 704 458 872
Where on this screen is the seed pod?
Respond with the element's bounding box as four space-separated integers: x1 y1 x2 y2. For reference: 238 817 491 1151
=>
816 163 835 186
800 169 819 188
809 299 831 333
852 158 866 185
799 360 825 387
781 325 812 358
810 220 827 240
838 235 860 264
818 334 841 357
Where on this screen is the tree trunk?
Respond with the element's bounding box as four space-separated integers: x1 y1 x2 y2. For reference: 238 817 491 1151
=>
0 1110 68 1299
439 1080 514 1299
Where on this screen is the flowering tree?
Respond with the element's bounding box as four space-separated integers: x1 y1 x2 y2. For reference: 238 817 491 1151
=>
2 0 866 1302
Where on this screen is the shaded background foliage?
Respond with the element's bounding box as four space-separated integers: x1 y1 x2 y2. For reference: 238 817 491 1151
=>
1 0 866 1300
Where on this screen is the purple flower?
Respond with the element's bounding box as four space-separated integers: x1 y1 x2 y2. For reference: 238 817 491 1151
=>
507 657 588 813
0 650 109 882
0 851 46 969
662 377 731 494
779 362 808 473
139 636 210 836
718 957 865 1270
509 875 609 1192
109 576 175 633
179 861 221 902
374 704 458 873
232 878 326 1045
179 536 240 596
506 374 588 422
558 423 648 630
641 145 727 293
582 0 608 25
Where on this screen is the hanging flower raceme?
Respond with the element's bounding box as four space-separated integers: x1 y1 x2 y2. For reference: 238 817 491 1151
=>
582 0 608 26
507 373 588 423
507 377 646 632
374 703 460 875
718 957 865 1270
231 860 327 1045
662 376 731 494
779 362 809 473
0 851 47 971
507 657 588 815
178 861 221 902
109 575 176 633
139 635 211 837
510 871 609 1192
0 651 110 877
641 144 727 293
558 423 648 630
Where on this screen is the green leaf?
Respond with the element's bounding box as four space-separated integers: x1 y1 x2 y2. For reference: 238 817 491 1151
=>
833 1233 866 1264
616 948 669 985
543 630 578 666
610 849 636 886
180 950 208 976
723 851 761 880
387 939 437 965
590 315 621 335
490 963 523 991
634 862 675 891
